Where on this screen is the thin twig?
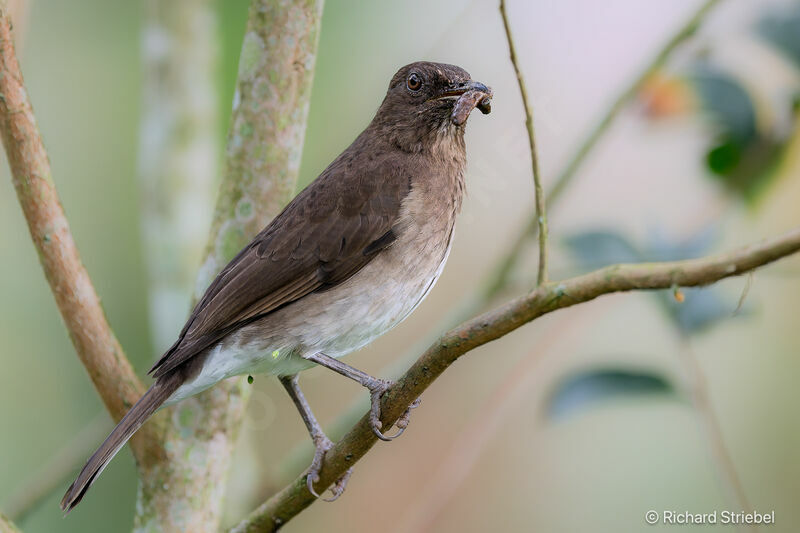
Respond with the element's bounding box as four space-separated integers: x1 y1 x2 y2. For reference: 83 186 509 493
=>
676 335 757 532
500 0 548 285
231 226 800 532
733 271 753 316
0 5 158 463
484 0 725 298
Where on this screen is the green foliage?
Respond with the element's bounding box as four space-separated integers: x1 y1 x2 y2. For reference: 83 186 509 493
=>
687 66 788 204
562 231 642 271
564 227 742 334
757 3 800 69
546 368 677 420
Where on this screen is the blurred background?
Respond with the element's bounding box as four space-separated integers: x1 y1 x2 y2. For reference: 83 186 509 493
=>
1 0 799 531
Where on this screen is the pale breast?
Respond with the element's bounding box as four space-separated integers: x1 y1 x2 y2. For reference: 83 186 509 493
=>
280 184 455 358
168 194 456 403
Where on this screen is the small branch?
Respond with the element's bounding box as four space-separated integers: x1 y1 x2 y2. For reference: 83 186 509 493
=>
676 335 757 531
499 0 548 285
0 4 157 461
484 0 725 298
0 513 21 533
232 227 800 531
394 307 600 533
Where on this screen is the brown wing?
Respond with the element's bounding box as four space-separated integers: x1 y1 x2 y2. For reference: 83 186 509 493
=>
149 159 412 378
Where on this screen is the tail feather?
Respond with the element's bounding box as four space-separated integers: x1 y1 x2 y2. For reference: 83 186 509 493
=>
60 374 182 512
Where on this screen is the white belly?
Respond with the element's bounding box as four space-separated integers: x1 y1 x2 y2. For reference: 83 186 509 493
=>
166 216 455 406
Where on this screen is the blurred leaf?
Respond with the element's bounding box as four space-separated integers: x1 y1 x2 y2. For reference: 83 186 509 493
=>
645 228 741 333
659 287 737 334
689 67 757 145
685 66 790 204
562 231 643 271
639 72 694 118
706 139 741 175
757 4 800 70
646 225 716 261
546 368 677 421
566 228 740 333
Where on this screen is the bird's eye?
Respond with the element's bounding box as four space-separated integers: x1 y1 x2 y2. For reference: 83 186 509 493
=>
406 73 422 91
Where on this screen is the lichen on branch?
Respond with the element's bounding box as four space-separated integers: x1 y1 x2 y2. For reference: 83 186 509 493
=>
133 1 325 531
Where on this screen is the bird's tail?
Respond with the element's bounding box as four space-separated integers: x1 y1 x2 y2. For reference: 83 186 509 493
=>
60 373 182 512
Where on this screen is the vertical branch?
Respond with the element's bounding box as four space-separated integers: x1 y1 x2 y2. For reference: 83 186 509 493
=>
485 0 725 297
138 0 220 353
197 0 324 291
133 1 325 531
499 0 548 285
0 2 158 460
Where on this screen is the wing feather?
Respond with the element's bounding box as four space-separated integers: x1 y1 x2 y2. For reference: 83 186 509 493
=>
149 158 411 378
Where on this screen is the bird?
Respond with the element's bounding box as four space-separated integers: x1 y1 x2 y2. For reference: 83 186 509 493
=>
60 61 492 511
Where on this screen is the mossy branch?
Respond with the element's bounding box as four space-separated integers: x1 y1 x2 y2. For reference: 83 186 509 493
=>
133 1 325 531
232 226 800 531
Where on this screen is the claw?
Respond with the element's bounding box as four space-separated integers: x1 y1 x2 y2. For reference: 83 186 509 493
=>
367 381 421 441
322 468 353 502
306 434 333 498
306 435 353 501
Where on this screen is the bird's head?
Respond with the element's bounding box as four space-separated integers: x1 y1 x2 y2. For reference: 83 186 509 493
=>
372 61 492 153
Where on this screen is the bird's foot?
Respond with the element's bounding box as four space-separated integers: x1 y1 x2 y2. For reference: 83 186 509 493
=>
307 434 353 502
364 378 422 441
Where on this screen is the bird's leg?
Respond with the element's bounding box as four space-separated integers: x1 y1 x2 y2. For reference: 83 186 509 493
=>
303 352 421 441
279 374 352 501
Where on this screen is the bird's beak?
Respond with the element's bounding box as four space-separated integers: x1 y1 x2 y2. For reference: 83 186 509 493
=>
435 80 492 100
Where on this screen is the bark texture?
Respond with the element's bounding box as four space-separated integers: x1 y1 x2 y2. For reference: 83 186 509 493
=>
138 0 220 353
0 3 161 465
133 1 325 531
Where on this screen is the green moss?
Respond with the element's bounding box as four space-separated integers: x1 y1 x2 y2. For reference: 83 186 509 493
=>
236 199 253 220
178 406 194 428
217 222 246 262
238 32 264 80
239 121 254 138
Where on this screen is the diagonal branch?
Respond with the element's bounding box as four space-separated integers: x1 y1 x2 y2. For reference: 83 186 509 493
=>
499 0 548 285
484 0 726 299
0 2 158 462
232 226 800 532
268 0 731 488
